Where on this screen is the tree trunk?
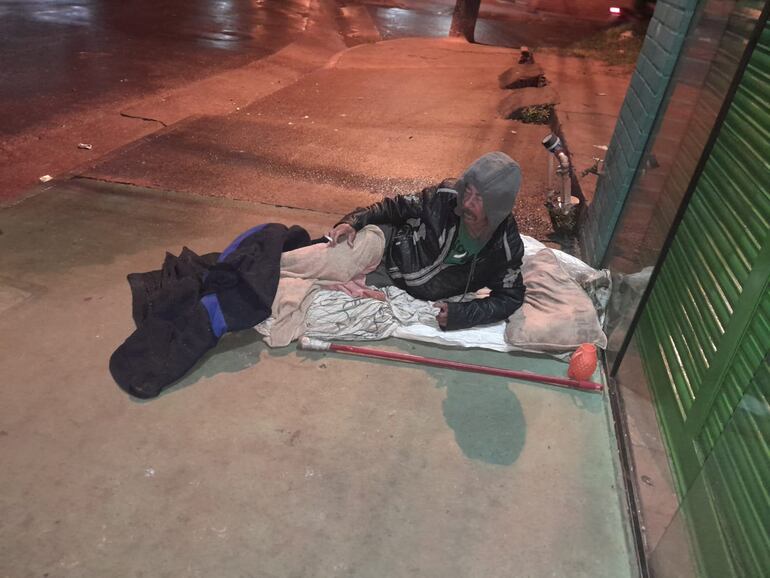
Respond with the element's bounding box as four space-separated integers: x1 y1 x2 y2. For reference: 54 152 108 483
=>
449 0 482 43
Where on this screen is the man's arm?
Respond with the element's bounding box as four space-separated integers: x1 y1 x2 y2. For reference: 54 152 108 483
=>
328 189 433 246
338 190 430 230
442 225 525 331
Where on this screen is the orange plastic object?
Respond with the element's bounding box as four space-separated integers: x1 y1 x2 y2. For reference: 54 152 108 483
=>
568 343 598 381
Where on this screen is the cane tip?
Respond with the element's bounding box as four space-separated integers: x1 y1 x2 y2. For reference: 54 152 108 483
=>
298 336 331 351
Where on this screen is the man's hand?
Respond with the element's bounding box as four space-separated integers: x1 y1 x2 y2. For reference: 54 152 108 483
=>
435 302 448 329
327 223 357 247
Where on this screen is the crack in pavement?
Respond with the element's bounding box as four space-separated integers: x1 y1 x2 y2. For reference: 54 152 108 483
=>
119 112 168 127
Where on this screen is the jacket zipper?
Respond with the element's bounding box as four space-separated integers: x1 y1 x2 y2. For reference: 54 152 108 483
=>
463 256 477 296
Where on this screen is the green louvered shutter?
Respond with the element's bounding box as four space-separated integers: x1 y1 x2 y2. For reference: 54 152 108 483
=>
699 357 770 576
636 20 770 578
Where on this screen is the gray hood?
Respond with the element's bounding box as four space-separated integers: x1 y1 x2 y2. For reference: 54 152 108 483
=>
454 151 521 232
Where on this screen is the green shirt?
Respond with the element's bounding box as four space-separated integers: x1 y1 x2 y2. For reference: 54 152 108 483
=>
443 223 486 265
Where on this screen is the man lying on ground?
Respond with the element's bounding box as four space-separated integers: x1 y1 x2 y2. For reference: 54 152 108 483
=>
327 151 526 331
110 152 527 397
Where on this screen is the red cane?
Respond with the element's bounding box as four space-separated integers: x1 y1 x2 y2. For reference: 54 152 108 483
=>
298 337 603 393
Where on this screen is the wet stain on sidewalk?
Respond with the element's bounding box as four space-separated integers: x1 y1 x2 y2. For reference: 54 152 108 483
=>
442 381 526 465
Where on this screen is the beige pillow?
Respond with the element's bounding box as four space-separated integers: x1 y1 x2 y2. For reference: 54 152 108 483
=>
505 249 607 352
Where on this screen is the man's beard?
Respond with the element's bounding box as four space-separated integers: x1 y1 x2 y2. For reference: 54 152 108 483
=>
463 216 489 239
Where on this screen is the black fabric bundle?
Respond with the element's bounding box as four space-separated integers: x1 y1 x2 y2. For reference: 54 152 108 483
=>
109 223 311 398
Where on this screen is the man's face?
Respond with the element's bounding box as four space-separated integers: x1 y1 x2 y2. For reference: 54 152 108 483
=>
462 184 488 232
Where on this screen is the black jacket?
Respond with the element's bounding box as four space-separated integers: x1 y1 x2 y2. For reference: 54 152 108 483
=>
338 181 525 330
110 224 311 398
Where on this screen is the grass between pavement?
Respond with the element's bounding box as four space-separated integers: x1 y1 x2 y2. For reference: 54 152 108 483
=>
547 21 648 67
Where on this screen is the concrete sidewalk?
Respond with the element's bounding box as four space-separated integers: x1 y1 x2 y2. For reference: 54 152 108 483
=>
0 179 634 577
79 39 548 216
75 37 629 240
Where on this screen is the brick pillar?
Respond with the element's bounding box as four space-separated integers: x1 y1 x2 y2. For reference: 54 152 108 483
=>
580 0 699 267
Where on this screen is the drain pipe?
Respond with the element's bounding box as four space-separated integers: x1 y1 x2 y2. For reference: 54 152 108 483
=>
542 133 572 207
542 133 582 233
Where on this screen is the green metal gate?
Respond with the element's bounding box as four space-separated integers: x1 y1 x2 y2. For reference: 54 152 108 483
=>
636 20 770 578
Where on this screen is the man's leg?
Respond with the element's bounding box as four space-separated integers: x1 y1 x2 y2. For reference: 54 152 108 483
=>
281 225 386 282
365 224 395 288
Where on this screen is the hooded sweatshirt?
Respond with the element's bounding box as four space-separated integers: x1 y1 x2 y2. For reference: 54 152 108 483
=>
454 151 522 235
446 152 521 263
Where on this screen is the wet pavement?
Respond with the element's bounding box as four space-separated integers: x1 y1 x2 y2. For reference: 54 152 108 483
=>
360 2 604 48
0 0 621 139
0 0 313 136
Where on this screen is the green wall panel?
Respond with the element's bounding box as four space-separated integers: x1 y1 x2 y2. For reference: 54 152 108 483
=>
639 16 769 475
637 17 769 578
